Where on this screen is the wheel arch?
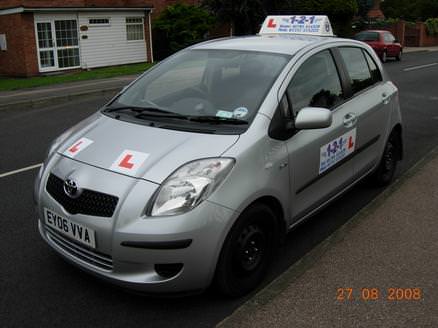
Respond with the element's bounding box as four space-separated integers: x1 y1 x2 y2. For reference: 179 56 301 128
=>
246 195 288 244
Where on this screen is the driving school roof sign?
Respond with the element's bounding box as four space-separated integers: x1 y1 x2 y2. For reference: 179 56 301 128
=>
259 15 334 37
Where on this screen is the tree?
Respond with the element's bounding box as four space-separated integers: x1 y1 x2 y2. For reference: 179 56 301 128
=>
153 3 216 56
357 0 373 18
382 0 438 21
204 0 359 37
202 0 266 35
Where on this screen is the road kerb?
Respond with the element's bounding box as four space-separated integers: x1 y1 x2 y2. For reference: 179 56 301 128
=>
217 145 438 328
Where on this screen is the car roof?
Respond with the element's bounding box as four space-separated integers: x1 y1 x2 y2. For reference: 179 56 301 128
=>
192 34 349 56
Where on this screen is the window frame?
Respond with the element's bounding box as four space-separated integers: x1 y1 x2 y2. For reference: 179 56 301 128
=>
126 16 145 42
335 46 384 98
286 48 348 116
88 18 111 27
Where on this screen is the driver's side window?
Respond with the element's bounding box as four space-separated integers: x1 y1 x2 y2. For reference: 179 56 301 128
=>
286 50 344 116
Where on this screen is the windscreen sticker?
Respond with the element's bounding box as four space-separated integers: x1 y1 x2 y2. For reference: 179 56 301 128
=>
233 107 249 118
110 150 149 175
319 129 356 174
64 137 94 158
216 110 233 119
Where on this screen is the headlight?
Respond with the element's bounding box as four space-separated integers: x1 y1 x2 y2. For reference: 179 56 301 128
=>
148 158 235 217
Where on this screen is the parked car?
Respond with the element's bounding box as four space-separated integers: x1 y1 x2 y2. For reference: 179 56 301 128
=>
35 16 403 297
354 30 403 62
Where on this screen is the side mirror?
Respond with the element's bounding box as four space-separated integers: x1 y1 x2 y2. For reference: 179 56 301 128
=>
295 107 332 130
393 39 399 43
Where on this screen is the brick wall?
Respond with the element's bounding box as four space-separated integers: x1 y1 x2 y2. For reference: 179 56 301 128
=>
0 12 38 76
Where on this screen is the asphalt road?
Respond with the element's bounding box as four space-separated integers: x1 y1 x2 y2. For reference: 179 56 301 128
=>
1 50 438 328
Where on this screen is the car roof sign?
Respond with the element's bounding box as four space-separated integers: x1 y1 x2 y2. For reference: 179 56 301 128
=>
259 15 334 37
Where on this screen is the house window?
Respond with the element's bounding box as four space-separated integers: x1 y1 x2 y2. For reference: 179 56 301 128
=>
89 18 110 26
126 17 144 41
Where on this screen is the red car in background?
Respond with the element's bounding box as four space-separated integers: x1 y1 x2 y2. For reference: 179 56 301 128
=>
354 30 403 63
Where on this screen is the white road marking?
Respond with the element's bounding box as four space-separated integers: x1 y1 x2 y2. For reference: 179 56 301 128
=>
0 163 43 178
403 62 438 72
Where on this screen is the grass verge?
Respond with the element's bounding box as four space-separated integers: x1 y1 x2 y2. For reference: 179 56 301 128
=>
0 62 154 91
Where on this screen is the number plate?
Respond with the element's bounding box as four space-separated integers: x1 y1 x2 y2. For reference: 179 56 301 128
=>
44 208 96 249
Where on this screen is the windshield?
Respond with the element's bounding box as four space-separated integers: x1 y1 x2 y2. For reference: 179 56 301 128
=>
354 32 380 41
108 49 290 133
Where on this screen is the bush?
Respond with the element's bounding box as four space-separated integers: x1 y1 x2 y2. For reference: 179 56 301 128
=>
425 18 438 35
153 4 216 58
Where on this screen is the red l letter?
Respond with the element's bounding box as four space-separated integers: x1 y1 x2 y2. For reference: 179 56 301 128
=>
348 136 354 149
119 154 134 169
267 19 277 28
69 141 83 153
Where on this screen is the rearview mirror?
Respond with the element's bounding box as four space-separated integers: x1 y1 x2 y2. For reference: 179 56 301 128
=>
295 107 332 130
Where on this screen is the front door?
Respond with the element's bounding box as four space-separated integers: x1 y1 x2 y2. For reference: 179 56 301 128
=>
284 49 355 221
35 18 80 72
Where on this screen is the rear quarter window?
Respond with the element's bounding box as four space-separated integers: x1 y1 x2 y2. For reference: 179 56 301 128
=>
339 47 378 94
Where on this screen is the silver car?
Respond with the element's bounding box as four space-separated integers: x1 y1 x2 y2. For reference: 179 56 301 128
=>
35 17 403 297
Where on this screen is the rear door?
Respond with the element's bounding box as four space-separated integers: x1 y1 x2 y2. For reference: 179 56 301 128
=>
336 47 392 178
283 49 355 221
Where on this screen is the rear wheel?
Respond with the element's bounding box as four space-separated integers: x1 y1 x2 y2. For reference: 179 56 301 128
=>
382 50 388 63
214 203 277 297
368 133 400 186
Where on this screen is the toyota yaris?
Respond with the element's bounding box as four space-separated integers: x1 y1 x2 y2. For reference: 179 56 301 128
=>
35 16 403 297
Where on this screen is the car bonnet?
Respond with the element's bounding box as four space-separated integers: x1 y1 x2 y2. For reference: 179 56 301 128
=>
57 114 239 184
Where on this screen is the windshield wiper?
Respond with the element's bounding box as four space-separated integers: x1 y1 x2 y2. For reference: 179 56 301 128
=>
104 105 186 118
186 116 248 125
105 106 248 125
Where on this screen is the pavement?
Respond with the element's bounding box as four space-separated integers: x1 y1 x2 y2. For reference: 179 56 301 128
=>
0 74 137 111
404 46 438 53
219 148 438 327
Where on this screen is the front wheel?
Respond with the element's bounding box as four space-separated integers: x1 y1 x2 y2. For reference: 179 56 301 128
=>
214 203 277 297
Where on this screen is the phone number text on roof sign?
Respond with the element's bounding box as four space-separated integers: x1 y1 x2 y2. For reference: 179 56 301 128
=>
259 15 334 37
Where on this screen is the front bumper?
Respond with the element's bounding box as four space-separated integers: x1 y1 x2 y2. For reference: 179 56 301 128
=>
36 155 238 294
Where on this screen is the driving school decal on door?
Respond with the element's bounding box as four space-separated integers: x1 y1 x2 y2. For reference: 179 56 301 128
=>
319 129 356 174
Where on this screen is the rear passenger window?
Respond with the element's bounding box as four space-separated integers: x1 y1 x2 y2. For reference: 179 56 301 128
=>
339 47 375 94
363 50 382 84
287 50 343 115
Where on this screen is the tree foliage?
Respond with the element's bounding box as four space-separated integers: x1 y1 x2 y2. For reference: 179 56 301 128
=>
202 0 266 35
154 3 216 54
382 0 438 21
203 0 358 36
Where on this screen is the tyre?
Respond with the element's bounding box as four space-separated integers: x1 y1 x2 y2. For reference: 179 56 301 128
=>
381 50 387 63
214 203 278 297
396 50 402 61
368 133 400 187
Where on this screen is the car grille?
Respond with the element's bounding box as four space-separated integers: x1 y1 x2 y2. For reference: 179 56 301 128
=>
46 174 118 217
45 225 113 271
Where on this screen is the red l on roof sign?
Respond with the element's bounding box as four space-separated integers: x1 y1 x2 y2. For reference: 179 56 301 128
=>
110 150 149 175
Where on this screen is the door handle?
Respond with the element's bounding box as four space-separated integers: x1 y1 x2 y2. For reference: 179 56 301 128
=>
382 92 390 105
343 113 357 128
